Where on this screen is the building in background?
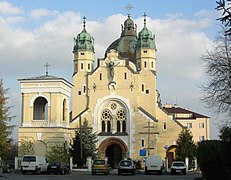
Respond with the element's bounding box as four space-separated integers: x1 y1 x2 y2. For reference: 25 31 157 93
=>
163 104 210 142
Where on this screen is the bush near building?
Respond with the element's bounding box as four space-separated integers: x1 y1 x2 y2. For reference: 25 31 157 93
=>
197 140 231 180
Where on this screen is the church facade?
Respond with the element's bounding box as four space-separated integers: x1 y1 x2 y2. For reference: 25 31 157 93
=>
18 14 184 167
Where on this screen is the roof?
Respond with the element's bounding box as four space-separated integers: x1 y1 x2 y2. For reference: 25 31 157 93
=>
18 75 73 87
163 106 209 119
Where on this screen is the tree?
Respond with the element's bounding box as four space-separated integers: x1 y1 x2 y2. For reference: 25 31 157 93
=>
201 29 231 114
175 129 196 169
47 143 69 163
216 0 231 36
70 120 98 168
18 139 35 157
219 125 231 141
0 79 14 160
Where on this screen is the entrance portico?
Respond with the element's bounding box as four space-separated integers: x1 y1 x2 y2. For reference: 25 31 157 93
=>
98 137 128 168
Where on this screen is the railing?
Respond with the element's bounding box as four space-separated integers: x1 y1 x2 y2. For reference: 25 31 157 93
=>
22 120 69 127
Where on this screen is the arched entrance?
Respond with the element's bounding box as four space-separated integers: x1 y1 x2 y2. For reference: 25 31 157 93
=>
166 145 177 168
98 137 128 169
105 144 122 168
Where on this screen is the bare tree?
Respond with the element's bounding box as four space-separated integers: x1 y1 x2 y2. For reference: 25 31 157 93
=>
216 0 231 36
201 29 231 114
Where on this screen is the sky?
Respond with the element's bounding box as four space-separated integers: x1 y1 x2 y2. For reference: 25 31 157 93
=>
0 0 224 140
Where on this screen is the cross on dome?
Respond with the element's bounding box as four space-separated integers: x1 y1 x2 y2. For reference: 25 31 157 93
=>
44 62 50 76
125 3 133 17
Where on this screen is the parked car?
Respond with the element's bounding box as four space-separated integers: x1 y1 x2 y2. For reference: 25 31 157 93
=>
92 159 110 175
144 155 163 175
21 155 48 175
118 159 136 175
170 161 187 175
47 161 70 175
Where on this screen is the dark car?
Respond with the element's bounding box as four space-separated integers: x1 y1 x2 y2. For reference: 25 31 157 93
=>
170 161 187 175
47 161 70 175
118 159 136 175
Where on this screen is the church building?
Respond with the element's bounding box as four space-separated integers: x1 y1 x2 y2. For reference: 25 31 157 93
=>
18 13 186 167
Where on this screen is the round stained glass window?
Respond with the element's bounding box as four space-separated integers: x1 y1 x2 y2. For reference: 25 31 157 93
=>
101 109 111 120
116 109 126 120
110 102 117 110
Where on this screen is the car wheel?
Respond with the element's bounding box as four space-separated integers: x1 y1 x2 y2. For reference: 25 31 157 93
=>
159 170 162 175
118 170 121 175
61 169 65 175
183 170 186 175
22 170 27 175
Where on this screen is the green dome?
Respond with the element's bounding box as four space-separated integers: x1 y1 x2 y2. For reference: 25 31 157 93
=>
136 22 156 50
73 19 94 52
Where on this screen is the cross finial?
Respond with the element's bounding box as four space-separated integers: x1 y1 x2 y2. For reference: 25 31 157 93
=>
83 16 87 29
125 3 133 16
143 12 147 27
44 62 50 76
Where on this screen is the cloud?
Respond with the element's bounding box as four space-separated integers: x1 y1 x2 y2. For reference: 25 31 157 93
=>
30 8 59 19
0 1 22 15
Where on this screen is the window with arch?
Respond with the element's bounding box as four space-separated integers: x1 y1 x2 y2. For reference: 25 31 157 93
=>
163 121 167 131
116 109 126 133
33 97 48 120
101 109 112 133
62 99 67 121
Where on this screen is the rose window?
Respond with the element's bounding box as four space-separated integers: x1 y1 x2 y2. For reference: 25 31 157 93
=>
101 109 111 120
116 109 126 120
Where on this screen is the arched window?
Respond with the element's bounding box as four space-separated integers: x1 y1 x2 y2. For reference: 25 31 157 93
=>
62 99 66 121
33 97 48 120
117 121 121 132
102 121 105 132
122 121 126 132
107 121 111 132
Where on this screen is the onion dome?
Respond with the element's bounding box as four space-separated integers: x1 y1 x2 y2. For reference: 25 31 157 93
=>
73 17 94 52
105 14 137 64
136 13 156 50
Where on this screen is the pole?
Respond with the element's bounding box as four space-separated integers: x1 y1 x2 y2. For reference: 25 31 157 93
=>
148 121 150 155
79 116 83 167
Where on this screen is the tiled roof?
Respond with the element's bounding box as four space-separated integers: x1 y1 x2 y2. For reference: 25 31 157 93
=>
163 106 209 119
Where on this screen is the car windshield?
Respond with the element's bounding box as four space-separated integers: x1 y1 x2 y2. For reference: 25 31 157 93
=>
120 161 132 166
173 162 185 166
93 160 106 165
23 156 36 162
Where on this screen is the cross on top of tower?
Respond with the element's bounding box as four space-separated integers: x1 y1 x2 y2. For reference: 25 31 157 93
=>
44 62 50 76
125 3 133 16
143 12 147 26
83 16 86 29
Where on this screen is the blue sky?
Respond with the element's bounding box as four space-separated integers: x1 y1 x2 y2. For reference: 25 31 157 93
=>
0 0 223 140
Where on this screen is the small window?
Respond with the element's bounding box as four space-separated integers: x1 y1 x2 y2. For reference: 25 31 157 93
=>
100 73 102 80
83 85 86 94
80 62 84 70
141 83 145 93
187 123 192 128
199 123 205 128
163 122 167 130
151 61 154 68
78 91 81 95
81 52 84 55
144 61 147 68
124 73 127 80
141 139 144 147
199 136 205 141
146 89 149 94
143 50 147 53
88 63 91 70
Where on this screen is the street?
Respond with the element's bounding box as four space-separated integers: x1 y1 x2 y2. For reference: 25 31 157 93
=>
1 170 201 180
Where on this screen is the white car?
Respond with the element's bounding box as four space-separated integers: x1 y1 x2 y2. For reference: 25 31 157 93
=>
170 161 187 175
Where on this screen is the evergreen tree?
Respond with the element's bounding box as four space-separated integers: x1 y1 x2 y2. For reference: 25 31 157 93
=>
47 143 69 163
70 120 98 168
175 129 196 169
219 125 231 142
0 79 14 160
